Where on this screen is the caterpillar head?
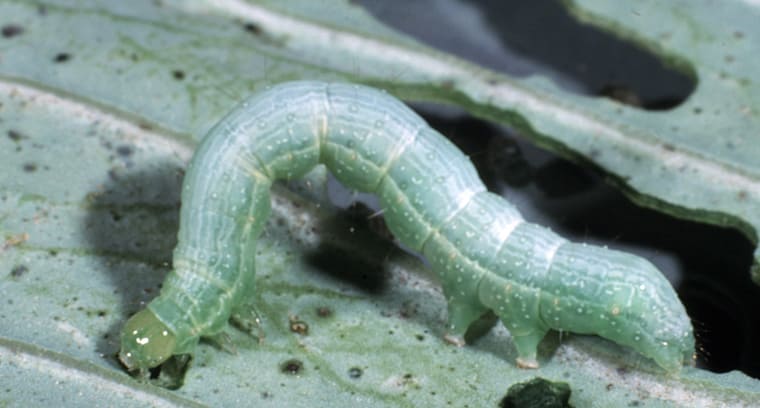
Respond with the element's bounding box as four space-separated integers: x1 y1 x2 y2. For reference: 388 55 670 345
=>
119 309 177 371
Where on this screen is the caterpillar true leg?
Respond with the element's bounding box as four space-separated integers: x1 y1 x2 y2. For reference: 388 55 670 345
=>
230 302 265 343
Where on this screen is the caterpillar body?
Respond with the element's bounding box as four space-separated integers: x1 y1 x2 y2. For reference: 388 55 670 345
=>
119 81 694 374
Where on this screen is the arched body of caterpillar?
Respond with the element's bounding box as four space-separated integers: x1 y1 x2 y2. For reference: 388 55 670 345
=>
119 81 694 374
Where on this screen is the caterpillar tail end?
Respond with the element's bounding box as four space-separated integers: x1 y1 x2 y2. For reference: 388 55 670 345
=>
119 309 177 372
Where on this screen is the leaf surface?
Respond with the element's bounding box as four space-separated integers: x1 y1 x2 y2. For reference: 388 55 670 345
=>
1 1 758 406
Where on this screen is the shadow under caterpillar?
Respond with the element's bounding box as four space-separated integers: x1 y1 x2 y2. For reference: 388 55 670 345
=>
119 81 694 375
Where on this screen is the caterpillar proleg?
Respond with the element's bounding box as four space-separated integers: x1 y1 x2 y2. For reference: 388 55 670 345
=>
119 81 694 374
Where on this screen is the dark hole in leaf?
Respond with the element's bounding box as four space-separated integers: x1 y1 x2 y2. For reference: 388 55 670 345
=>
359 0 695 110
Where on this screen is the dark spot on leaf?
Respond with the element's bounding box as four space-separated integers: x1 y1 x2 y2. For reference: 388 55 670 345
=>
399 301 418 318
7 129 26 141
172 70 185 80
500 378 573 408
289 317 308 335
280 359 303 375
693 107 702 115
54 53 71 63
415 334 425 341
10 265 29 278
116 145 133 157
1 24 23 38
243 22 262 35
22 163 37 172
316 306 332 318
663 143 675 152
734 31 744 39
348 367 363 379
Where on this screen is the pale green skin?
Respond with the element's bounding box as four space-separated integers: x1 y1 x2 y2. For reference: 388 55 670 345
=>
119 81 694 374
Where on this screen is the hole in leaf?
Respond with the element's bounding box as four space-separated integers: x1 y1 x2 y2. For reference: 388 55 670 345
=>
359 0 695 110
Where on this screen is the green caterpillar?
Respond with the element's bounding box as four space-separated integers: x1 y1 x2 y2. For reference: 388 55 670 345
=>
119 81 694 374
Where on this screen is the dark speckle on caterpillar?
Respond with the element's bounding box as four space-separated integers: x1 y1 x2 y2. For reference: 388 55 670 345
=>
119 81 694 375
